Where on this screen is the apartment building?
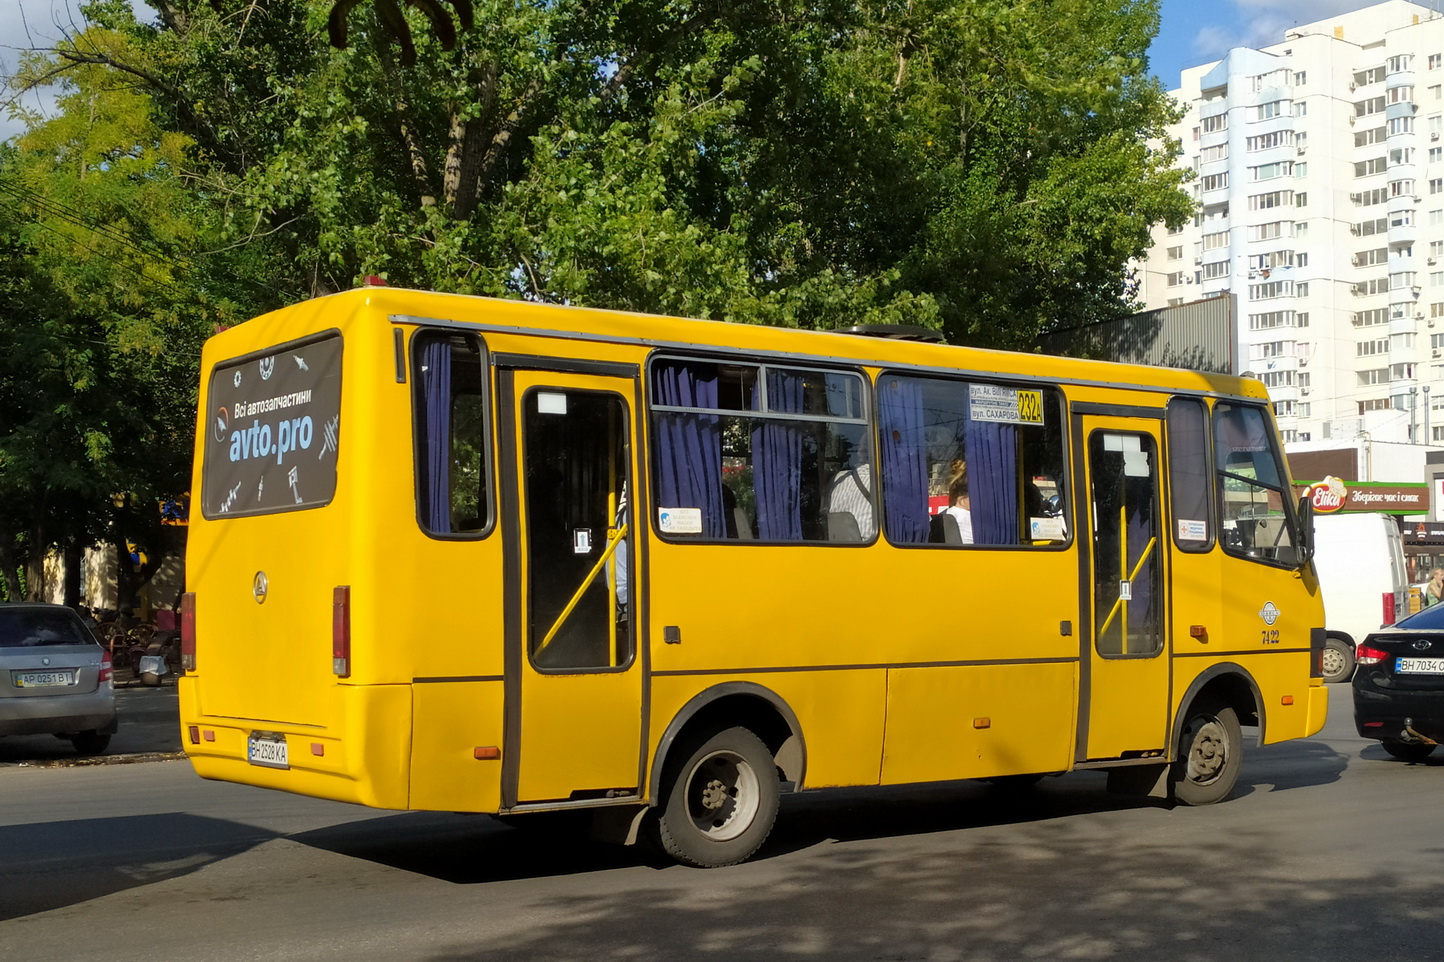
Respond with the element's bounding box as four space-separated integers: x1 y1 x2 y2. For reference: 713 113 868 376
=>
1140 0 1444 446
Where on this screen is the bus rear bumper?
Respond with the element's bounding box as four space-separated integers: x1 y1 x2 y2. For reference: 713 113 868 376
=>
180 682 411 809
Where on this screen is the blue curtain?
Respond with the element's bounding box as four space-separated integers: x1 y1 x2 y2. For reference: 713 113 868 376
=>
964 400 1019 546
652 362 726 538
752 369 803 540
420 338 451 532
880 378 930 544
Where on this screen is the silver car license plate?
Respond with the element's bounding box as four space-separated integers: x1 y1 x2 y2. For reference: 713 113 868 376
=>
1396 657 1444 674
14 670 77 688
247 733 289 769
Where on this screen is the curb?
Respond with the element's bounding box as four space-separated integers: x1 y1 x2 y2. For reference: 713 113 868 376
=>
3 751 187 770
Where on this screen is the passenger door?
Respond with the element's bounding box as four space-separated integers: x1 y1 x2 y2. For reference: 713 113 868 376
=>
1075 411 1170 760
498 362 645 807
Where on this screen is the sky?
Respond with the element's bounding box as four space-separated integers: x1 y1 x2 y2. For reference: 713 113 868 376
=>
1150 0 1444 88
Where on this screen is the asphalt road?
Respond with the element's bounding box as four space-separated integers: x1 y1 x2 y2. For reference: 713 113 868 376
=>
3 684 1444 961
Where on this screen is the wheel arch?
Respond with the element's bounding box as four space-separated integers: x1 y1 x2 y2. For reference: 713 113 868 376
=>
648 682 806 805
1172 663 1264 751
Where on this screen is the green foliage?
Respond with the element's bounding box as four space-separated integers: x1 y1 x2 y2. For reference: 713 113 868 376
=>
0 0 1191 591
35 0 1189 340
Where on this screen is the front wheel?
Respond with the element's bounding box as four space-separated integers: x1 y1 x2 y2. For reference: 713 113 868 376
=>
655 726 779 868
1321 638 1355 684
1381 740 1437 762
1172 697 1242 806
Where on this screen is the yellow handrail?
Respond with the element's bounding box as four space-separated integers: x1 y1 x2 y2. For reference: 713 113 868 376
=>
536 522 628 655
1097 504 1157 650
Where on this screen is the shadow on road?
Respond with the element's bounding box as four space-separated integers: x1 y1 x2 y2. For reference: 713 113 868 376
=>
291 736 1349 886
0 813 277 922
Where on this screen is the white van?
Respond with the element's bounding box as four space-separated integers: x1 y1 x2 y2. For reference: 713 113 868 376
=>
1309 512 1411 682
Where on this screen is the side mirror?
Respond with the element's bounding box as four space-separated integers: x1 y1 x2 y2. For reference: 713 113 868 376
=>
1295 494 1315 568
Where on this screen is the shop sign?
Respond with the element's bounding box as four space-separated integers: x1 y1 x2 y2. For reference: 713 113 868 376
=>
1294 477 1428 515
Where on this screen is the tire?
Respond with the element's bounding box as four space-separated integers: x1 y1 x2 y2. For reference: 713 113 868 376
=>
654 726 780 868
1321 638 1354 684
70 730 112 756
1172 697 1242 806
1381 740 1438 762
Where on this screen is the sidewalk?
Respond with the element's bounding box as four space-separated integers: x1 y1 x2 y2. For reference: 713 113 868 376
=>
0 677 183 767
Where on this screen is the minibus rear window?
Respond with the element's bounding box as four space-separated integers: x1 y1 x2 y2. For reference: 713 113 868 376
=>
201 333 343 519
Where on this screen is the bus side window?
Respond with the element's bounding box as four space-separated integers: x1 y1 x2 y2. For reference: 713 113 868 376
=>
650 358 869 544
1167 397 1215 552
876 373 1068 547
413 331 490 536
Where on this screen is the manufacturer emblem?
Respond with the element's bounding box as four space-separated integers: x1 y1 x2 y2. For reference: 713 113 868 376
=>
41 657 49 666
1259 601 1281 626
1414 640 1431 651
253 571 269 604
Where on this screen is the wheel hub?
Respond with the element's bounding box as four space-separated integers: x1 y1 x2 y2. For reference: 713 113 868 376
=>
1188 719 1227 783
699 778 729 811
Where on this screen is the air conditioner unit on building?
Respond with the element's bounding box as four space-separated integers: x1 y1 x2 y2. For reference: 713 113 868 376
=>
1350 81 1358 91
1349 115 1357 125
1298 146 1307 155
1431 257 1438 265
1302 387 1311 395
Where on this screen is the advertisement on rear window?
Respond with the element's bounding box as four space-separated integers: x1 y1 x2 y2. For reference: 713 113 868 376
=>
202 333 342 518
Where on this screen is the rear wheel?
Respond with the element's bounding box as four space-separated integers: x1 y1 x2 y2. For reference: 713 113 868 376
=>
1381 740 1437 762
70 730 111 756
1321 637 1354 684
655 726 779 868
1172 697 1242 806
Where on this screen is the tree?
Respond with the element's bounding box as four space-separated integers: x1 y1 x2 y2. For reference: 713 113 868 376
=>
0 23 259 603
21 0 1190 347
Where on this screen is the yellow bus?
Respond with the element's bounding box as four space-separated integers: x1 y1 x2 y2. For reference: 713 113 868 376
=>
179 286 1328 867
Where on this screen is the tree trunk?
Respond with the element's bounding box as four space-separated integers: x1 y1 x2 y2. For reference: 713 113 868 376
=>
112 536 139 615
62 540 84 608
0 533 18 601
25 522 46 601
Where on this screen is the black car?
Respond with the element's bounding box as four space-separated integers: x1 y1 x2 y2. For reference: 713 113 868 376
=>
1353 603 1444 761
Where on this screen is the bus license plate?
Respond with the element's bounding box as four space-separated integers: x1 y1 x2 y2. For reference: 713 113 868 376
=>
247 733 289 769
14 670 76 688
1396 657 1444 674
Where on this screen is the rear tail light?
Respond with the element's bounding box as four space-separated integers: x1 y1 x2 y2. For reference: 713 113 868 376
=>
180 592 196 671
98 649 114 685
1382 591 1397 627
1357 644 1391 666
332 586 351 678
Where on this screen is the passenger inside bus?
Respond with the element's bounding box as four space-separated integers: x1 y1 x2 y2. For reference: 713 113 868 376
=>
826 437 875 542
930 459 974 545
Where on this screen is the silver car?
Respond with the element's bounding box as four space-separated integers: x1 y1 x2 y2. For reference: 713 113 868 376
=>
0 604 117 755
